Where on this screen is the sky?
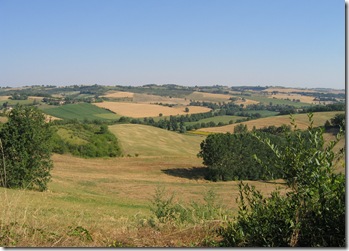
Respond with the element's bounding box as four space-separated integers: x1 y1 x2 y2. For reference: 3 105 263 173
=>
0 0 345 89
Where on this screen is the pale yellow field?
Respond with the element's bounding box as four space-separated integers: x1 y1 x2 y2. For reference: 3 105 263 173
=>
197 111 344 133
28 96 44 101
94 102 211 118
233 98 260 105
102 91 135 98
186 91 232 102
0 96 10 101
133 93 190 105
270 93 316 104
45 114 61 122
265 87 317 93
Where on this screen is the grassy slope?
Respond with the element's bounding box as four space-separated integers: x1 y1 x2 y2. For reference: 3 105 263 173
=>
198 111 345 133
41 103 120 121
109 124 205 157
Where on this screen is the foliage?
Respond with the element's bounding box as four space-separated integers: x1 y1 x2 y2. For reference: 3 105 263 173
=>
218 114 345 247
0 105 53 191
51 122 121 158
198 132 283 181
330 113 345 130
67 226 93 241
233 124 247 134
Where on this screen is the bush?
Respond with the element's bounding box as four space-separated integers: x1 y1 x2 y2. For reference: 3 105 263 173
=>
218 114 345 247
198 132 283 181
51 123 121 158
150 186 230 225
0 105 53 191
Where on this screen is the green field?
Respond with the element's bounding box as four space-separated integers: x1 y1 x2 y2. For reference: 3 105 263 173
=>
244 110 280 117
109 124 205 157
41 103 121 121
184 115 246 126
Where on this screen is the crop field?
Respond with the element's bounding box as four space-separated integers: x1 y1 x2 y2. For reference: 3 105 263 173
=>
269 93 316 104
0 98 36 106
186 91 232 102
265 87 318 93
41 103 121 121
102 91 135 98
133 93 189 105
197 111 344 133
93 102 211 118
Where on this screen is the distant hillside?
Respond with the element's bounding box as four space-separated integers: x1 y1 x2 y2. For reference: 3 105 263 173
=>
197 111 344 133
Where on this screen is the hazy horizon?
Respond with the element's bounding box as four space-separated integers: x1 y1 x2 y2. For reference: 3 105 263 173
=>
0 0 344 89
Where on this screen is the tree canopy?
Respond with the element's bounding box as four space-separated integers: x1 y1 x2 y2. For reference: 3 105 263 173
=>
0 105 53 191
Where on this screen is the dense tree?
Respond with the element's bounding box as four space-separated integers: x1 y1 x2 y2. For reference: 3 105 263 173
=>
198 132 283 181
0 105 53 191
330 113 345 130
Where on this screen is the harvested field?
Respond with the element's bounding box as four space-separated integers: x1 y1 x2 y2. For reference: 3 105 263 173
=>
28 96 44 101
265 87 318 93
233 98 260 105
0 96 10 101
93 102 211 118
133 93 189 105
270 93 316 104
197 111 344 133
186 91 232 102
102 91 135 98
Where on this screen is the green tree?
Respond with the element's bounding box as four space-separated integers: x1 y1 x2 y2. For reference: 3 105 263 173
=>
330 113 345 130
219 114 345 247
234 124 247 134
0 105 53 191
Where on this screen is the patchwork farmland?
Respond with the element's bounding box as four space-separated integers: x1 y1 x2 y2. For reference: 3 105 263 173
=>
0 84 345 247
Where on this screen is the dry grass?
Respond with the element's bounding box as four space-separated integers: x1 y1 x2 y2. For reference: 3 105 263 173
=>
0 116 8 123
197 111 344 133
93 102 211 118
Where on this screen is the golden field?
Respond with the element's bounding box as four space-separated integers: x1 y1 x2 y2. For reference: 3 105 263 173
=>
93 102 211 118
101 91 135 99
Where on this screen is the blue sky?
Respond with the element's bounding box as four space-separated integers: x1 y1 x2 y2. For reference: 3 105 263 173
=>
0 0 344 89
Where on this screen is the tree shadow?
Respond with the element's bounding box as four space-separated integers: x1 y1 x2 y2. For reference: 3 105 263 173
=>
161 167 208 180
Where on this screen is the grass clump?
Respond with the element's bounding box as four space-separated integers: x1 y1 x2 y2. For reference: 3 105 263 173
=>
149 186 232 226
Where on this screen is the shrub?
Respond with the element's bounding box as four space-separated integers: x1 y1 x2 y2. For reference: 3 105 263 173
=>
218 114 345 247
198 132 283 181
0 105 53 191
